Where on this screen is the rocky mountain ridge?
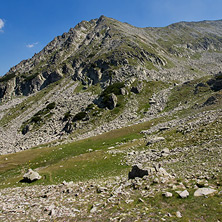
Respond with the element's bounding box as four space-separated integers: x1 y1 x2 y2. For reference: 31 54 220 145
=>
1 16 222 100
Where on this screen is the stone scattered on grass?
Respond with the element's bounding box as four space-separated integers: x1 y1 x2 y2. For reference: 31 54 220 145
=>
176 211 182 218
161 148 170 157
23 169 41 183
90 206 98 213
146 137 165 146
194 188 217 197
177 190 189 198
163 192 173 197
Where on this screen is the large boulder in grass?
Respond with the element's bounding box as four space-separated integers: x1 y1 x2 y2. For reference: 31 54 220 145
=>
176 190 189 198
128 165 148 179
23 169 41 183
194 188 217 197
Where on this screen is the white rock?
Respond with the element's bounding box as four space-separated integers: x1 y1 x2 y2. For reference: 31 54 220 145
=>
161 148 170 154
163 192 173 197
149 99 156 104
194 188 217 197
23 169 41 182
161 148 170 157
176 211 182 218
178 190 189 198
146 137 165 145
90 206 97 213
158 167 173 178
62 180 74 187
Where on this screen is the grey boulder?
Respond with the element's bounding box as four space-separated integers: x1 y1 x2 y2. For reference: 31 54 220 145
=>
177 190 189 198
23 169 42 183
194 188 217 197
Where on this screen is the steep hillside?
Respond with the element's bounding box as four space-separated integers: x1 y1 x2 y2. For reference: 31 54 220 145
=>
0 16 222 221
0 16 222 154
0 72 222 221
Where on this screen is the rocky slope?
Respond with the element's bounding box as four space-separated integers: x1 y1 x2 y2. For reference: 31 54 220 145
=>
0 16 222 221
0 16 222 154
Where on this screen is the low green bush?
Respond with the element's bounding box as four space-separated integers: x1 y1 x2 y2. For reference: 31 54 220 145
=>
46 102 56 110
101 82 125 97
0 72 16 82
31 116 42 123
72 111 87 122
23 73 39 81
86 103 94 111
63 111 71 121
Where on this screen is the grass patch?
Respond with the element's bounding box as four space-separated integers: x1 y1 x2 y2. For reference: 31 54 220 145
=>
0 116 164 188
191 52 202 60
101 82 125 97
164 76 212 112
22 72 39 81
146 191 222 221
135 80 169 115
41 151 128 184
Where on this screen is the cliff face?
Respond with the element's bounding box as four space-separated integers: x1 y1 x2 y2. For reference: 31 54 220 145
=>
1 16 222 100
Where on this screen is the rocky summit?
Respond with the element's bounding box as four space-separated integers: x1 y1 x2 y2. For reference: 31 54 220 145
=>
0 16 222 221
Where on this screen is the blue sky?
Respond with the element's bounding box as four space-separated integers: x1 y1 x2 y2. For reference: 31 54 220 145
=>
0 0 222 76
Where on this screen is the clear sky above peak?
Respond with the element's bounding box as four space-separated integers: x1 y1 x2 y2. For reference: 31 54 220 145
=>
0 0 222 76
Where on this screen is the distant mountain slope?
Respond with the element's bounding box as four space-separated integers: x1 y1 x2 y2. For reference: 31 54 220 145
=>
1 16 222 100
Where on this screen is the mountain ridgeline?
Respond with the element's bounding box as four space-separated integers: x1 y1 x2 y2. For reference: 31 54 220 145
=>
1 16 222 100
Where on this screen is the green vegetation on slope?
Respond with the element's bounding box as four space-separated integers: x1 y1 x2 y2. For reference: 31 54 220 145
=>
0 116 165 188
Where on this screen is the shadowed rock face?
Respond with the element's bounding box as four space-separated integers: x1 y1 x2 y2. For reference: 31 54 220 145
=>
203 94 222 106
106 93 117 110
63 120 74 133
207 78 222 92
128 165 148 179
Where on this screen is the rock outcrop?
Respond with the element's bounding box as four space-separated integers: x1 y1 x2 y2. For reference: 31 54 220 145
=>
22 169 41 183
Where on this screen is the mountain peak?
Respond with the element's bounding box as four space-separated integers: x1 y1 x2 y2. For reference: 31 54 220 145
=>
96 15 112 25
1 17 222 100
